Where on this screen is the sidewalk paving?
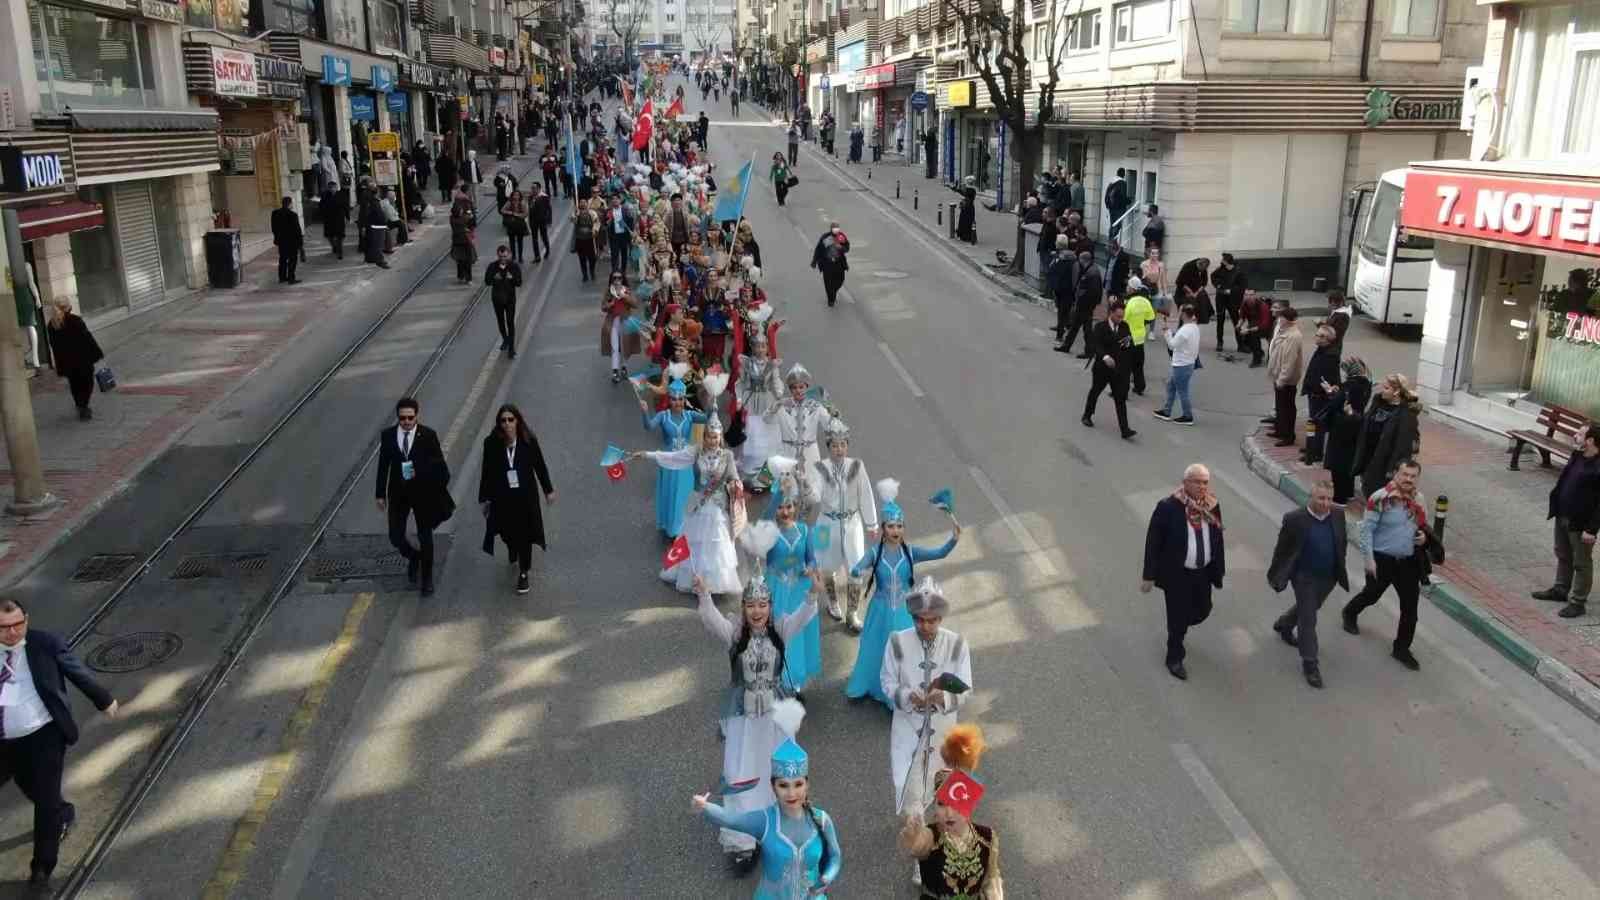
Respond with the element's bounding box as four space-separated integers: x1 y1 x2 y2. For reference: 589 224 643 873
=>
0 172 515 588
1241 417 1600 723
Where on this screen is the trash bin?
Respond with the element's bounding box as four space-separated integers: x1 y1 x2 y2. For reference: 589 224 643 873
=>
204 229 242 288
949 201 959 239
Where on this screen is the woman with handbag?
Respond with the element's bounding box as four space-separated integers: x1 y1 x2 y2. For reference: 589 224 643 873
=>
500 189 531 263
45 300 105 421
770 153 793 207
478 403 556 596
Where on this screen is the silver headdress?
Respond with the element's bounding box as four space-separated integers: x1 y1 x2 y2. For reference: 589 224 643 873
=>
703 371 730 437
784 363 812 387
905 575 949 617
824 417 851 448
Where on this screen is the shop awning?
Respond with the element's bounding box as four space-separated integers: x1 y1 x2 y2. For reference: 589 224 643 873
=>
68 108 220 132
17 200 105 241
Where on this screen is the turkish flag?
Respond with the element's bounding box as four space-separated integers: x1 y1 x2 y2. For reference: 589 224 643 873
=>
665 96 683 120
632 100 654 152
663 534 690 569
606 462 627 481
934 770 985 819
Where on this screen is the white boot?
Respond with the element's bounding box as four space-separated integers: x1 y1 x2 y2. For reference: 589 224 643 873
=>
846 582 864 633
911 861 921 886
825 577 844 621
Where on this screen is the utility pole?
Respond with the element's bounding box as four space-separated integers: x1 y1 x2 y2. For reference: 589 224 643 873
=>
0 210 56 515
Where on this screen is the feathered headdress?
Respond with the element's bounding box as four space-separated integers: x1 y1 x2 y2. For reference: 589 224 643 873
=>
878 477 903 524
739 518 780 559
770 699 809 779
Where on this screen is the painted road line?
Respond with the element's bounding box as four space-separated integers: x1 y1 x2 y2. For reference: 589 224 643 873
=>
877 341 924 398
968 465 1059 578
1031 327 1050 338
200 592 376 900
1010 309 1027 320
1172 742 1304 900
533 342 601 358
441 341 503 458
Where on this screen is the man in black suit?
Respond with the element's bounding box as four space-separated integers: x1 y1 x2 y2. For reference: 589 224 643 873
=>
1141 464 1227 680
1081 299 1137 440
0 598 119 892
1055 250 1102 357
1268 479 1349 688
271 196 303 284
375 397 452 596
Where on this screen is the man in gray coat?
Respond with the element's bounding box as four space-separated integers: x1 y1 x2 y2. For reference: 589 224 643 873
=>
1268 479 1349 688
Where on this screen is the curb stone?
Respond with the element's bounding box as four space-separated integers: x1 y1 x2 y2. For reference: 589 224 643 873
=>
1239 432 1600 725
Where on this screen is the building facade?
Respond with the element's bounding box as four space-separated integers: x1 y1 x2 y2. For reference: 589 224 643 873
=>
1404 1 1600 432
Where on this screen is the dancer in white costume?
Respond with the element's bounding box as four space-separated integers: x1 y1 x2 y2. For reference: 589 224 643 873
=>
809 418 878 627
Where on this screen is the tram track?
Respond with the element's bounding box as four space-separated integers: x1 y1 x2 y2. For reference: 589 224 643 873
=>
54 159 560 897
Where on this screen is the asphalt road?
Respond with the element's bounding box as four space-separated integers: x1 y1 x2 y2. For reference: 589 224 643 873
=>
52 82 1600 900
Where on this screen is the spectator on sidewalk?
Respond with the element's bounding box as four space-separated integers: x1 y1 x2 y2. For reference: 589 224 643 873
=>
1037 207 1058 297
1049 236 1077 344
323 188 348 259
1154 303 1200 426
45 300 103 422
379 186 408 248
1301 323 1343 461
1535 426 1600 618
1123 277 1156 396
957 187 977 245
1141 246 1170 315
1326 289 1354 342
1269 479 1349 689
1322 356 1373 506
436 151 458 205
787 123 801 167
923 127 937 178
1267 307 1305 447
450 189 477 283
1056 250 1103 357
1142 204 1166 253
1175 257 1212 325
1081 299 1137 441
1069 171 1085 215
1352 373 1422 503
529 184 553 264
1342 459 1429 671
1106 242 1133 304
1021 195 1042 225
0 598 120 893
271 196 303 284
1210 254 1247 353
1141 463 1226 680
1104 168 1130 243
1238 289 1271 367
502 189 531 263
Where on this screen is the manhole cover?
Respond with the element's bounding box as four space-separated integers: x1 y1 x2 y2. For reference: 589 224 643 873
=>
170 553 273 580
71 554 139 583
86 632 183 673
871 270 910 279
309 550 410 581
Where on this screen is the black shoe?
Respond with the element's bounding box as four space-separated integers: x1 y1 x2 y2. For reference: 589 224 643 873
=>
378 262 391 269
1273 620 1298 647
1153 410 1172 421
1080 416 1094 428
421 580 435 597
1341 609 1359 635
1075 352 1093 360
1558 602 1587 618
1531 587 1567 602
28 871 50 892
612 369 621 384
508 349 517 359
1249 360 1264 368
1274 439 1297 447
407 556 420 585
1174 415 1195 425
516 572 530 595
1392 648 1420 670
1121 429 1137 440
1260 416 1276 424
60 802 76 844
77 406 91 421
1166 661 1188 681
1054 344 1073 354
1303 662 1323 689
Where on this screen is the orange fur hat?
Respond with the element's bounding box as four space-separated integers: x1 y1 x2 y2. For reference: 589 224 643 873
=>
941 724 986 773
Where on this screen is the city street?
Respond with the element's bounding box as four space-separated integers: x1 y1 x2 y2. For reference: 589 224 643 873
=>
7 90 1600 899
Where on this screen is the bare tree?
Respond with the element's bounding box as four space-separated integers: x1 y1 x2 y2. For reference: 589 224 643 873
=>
943 0 1075 274
687 0 728 58
605 0 649 63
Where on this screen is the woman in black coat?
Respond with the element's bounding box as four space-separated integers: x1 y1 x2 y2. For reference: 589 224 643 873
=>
479 403 555 595
45 300 104 420
957 187 977 244
322 188 348 258
1351 372 1423 503
1321 357 1372 505
435 153 459 205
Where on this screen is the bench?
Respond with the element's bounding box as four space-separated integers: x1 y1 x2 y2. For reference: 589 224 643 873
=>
1507 403 1592 470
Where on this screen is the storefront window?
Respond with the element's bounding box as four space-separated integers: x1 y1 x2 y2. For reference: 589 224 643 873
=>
28 1 155 112
373 0 406 55
326 0 368 50
72 186 124 316
151 179 190 293
1530 256 1600 419
261 0 322 38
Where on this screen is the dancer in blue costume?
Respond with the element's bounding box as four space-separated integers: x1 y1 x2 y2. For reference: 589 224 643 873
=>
843 478 961 707
639 379 704 537
695 700 843 898
743 471 822 691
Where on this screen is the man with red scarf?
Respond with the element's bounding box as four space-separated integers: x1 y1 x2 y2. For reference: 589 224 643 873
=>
1342 458 1428 670
1140 463 1226 681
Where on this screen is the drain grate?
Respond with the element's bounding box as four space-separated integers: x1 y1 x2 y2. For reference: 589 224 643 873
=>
86 632 183 673
309 550 410 581
71 554 140 583
170 553 273 580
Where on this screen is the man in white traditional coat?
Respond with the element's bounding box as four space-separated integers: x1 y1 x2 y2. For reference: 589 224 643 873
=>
766 363 834 472
808 418 878 627
881 576 973 818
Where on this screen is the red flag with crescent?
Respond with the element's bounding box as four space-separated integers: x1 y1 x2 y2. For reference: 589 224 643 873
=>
633 100 654 151
662 533 690 568
606 462 627 481
665 95 683 120
935 770 985 819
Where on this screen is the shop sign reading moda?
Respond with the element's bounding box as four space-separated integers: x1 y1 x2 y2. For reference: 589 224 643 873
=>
1400 170 1600 259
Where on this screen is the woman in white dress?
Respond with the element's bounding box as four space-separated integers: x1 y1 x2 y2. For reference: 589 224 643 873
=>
692 572 818 868
734 331 783 478
631 380 745 595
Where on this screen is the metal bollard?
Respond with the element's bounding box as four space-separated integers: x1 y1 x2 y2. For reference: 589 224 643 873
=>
896 180 901 199
867 168 872 180
936 203 942 225
1433 495 1448 545
914 189 918 210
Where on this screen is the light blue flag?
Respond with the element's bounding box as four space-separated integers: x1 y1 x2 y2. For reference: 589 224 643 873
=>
928 488 955 514
712 159 753 223
600 444 626 467
566 125 581 187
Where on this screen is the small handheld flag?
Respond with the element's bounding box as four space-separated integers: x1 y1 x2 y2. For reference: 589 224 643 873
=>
934 770 986 819
932 672 970 694
600 444 626 467
928 488 955 515
663 534 691 568
606 462 628 482
712 159 753 224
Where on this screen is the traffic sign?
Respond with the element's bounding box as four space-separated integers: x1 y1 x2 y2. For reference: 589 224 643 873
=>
368 131 401 153
910 91 929 110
